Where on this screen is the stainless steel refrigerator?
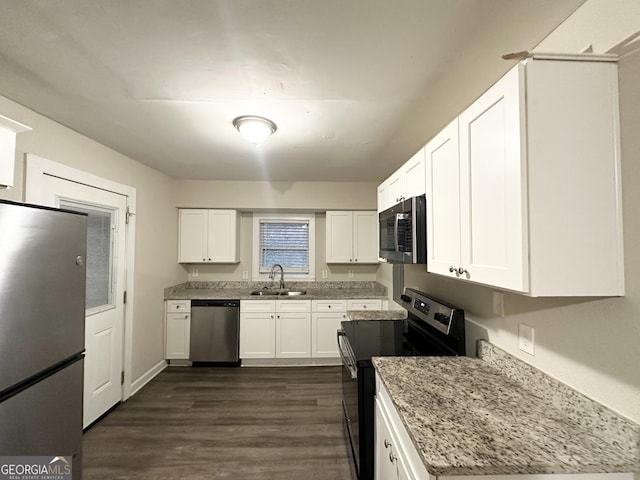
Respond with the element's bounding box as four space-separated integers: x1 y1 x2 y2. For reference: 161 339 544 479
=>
0 200 86 479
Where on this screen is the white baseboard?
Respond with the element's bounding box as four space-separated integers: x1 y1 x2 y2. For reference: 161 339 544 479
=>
129 360 167 397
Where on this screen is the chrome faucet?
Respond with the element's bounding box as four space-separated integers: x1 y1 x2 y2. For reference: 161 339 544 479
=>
269 264 285 289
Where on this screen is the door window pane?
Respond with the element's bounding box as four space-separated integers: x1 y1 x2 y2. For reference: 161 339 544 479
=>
60 201 115 311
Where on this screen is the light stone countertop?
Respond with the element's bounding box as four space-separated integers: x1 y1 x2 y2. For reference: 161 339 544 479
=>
346 309 407 321
164 281 388 301
373 342 640 477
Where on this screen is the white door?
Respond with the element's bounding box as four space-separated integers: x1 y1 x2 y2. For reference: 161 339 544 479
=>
30 176 127 427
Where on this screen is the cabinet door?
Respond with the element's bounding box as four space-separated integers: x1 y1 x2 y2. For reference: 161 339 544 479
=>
207 210 239 263
178 209 208 262
459 65 527 291
165 313 190 359
353 211 379 263
311 312 345 358
387 173 405 205
326 211 354 263
425 119 461 277
403 148 426 199
377 182 389 213
240 312 276 358
275 313 311 358
375 399 400 480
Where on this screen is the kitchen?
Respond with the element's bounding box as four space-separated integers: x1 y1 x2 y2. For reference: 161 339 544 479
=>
0 0 639 479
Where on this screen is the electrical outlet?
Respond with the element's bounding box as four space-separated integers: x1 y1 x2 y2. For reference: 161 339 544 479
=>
348 269 354 278
242 270 248 280
322 269 328 279
191 267 199 278
519 324 535 356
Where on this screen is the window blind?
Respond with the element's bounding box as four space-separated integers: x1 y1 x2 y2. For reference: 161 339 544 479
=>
259 220 309 274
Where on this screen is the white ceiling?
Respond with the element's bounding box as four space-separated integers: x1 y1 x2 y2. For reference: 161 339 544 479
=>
0 0 585 182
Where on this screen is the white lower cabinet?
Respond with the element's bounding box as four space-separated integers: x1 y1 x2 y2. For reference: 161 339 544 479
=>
275 300 311 358
311 299 383 358
376 373 431 480
311 300 347 358
240 300 311 359
241 298 384 360
165 300 191 360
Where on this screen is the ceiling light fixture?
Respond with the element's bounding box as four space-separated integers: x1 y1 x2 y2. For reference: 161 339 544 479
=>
232 115 277 144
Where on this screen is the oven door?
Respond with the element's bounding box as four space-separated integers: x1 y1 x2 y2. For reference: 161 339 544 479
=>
338 330 359 477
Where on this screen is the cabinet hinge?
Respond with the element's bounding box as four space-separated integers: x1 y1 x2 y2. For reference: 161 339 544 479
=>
123 290 127 304
121 371 125 385
126 206 136 225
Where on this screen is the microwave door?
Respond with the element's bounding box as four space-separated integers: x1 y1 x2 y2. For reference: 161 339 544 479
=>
396 212 409 256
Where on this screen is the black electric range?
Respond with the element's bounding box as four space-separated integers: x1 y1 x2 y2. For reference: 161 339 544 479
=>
338 288 466 480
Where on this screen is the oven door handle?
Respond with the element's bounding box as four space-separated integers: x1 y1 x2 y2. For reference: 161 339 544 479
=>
337 330 357 380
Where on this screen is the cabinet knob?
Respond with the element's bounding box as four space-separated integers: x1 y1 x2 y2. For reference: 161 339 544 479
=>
457 267 467 275
184 315 188 319
208 258 212 261
363 305 367 309
328 305 331 309
354 259 358 262
270 315 274 319
389 452 397 463
384 439 392 449
449 266 456 273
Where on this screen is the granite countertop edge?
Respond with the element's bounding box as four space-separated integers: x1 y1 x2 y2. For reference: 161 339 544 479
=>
373 344 640 477
164 281 388 301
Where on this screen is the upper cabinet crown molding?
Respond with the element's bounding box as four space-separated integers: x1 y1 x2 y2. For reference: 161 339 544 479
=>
425 58 624 297
178 209 240 263
0 114 31 189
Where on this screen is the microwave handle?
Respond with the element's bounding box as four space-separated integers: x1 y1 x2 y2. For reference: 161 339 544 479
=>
395 213 409 252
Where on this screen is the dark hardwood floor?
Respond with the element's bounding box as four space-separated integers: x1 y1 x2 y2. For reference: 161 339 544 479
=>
83 366 352 480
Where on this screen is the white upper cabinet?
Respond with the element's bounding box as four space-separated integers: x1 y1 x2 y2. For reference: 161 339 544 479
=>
426 57 624 296
378 148 426 212
0 115 31 189
326 211 378 264
178 209 240 263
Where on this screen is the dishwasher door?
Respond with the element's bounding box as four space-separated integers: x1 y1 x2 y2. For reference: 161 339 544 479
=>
190 300 240 364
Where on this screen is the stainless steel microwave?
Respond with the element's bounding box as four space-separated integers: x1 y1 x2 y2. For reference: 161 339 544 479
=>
378 194 426 264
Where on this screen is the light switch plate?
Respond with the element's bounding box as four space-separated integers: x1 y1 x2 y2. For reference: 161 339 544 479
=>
322 269 328 279
242 270 248 280
519 324 535 356
191 267 199 278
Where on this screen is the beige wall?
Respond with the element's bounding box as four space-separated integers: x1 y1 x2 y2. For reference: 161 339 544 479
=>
182 212 379 282
0 96 185 382
379 0 640 423
174 179 377 210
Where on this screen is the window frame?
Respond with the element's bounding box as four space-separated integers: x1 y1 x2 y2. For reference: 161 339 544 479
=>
252 213 316 282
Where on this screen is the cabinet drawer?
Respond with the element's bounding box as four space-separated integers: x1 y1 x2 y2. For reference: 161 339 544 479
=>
312 300 347 312
276 300 311 313
166 300 191 313
347 299 382 311
240 300 276 313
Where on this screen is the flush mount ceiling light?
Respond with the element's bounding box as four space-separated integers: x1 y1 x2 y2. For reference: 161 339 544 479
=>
232 115 277 144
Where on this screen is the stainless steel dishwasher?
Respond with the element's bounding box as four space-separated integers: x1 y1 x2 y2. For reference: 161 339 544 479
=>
190 300 240 365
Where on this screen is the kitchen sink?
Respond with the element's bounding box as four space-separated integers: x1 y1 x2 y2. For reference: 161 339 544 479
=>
249 290 307 296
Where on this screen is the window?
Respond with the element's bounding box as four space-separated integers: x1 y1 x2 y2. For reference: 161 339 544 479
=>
252 213 316 281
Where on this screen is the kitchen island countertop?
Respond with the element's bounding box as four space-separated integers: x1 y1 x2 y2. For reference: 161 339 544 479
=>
373 342 640 477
